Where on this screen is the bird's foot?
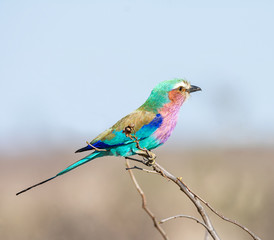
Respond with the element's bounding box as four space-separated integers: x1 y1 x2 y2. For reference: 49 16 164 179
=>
135 149 156 166
144 151 156 166
145 158 155 166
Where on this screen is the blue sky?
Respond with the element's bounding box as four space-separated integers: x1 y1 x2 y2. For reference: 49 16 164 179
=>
1 1 273 153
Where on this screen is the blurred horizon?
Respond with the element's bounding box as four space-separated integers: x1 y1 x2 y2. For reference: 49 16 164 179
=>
2 147 274 240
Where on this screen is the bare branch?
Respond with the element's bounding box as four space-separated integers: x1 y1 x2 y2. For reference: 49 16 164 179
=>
125 156 147 165
153 162 220 240
123 125 262 240
126 156 219 239
125 158 169 240
204 229 210 240
160 214 211 231
125 165 160 175
176 178 262 240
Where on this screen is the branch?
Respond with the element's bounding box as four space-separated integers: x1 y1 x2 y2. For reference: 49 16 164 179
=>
125 156 148 165
125 158 169 240
205 229 210 240
122 125 219 239
153 162 220 240
123 125 262 240
177 180 262 240
125 165 160 175
128 157 262 240
160 214 211 232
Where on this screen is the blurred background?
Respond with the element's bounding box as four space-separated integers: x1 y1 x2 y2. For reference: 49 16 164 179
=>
1 1 273 239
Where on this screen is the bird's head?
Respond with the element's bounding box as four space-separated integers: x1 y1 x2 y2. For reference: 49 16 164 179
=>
139 79 201 113
167 79 202 102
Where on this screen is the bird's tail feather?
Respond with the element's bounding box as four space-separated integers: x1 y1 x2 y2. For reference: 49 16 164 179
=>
56 151 102 176
16 151 102 196
16 176 57 195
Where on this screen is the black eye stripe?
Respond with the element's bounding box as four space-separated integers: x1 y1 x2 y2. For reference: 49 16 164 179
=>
179 86 183 91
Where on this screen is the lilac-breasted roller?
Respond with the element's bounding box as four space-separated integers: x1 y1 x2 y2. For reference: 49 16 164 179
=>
16 79 201 195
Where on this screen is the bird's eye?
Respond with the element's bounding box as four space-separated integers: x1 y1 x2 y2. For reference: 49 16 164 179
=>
178 86 184 91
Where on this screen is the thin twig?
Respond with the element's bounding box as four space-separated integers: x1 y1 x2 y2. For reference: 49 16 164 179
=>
126 165 160 175
125 158 169 240
126 156 220 240
125 156 147 165
160 214 211 232
123 126 219 240
153 162 220 240
128 156 262 240
176 178 262 240
123 126 261 240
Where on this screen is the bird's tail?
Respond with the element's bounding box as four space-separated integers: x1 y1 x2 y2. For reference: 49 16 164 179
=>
16 151 103 196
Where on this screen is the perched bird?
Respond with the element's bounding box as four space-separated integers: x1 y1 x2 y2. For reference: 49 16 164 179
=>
16 79 201 195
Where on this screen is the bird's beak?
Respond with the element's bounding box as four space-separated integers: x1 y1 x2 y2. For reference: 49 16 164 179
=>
187 85 202 93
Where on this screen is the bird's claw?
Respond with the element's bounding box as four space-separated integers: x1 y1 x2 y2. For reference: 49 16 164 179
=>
145 158 155 166
143 151 156 166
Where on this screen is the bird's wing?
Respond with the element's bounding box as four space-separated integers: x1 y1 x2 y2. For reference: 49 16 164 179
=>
76 110 163 153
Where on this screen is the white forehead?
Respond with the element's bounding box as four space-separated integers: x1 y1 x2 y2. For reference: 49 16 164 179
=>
173 80 191 89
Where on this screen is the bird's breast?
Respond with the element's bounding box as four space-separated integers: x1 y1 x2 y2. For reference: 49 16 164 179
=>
153 101 182 144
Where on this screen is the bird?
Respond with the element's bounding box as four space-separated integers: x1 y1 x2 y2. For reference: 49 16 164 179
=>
16 79 201 195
